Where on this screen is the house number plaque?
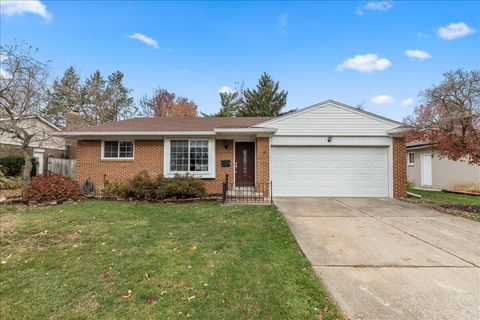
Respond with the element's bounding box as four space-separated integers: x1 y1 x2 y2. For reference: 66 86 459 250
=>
220 160 231 167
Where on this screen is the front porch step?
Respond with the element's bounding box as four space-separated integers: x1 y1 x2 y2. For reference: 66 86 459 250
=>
223 183 271 204
226 190 264 198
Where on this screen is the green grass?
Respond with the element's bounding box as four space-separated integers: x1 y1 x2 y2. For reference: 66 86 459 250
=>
0 201 341 320
409 188 480 205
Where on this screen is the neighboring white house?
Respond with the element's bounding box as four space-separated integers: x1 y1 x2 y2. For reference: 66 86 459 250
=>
406 141 480 190
0 115 67 175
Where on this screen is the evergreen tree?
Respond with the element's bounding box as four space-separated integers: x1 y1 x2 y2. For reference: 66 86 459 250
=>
204 83 244 117
216 90 243 116
241 73 288 116
42 66 81 128
82 70 109 125
106 71 136 121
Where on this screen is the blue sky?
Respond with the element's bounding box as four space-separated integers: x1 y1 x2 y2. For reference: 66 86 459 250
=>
1 0 479 121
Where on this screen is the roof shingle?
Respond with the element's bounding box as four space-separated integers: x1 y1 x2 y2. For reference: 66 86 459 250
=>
71 117 272 132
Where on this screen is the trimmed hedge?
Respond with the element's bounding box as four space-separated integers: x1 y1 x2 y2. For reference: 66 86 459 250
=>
102 171 206 200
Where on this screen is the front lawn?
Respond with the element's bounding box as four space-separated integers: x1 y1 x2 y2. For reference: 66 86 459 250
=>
0 201 341 319
408 188 480 205
407 188 479 221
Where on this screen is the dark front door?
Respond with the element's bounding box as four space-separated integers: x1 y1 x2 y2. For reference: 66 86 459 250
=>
235 142 255 186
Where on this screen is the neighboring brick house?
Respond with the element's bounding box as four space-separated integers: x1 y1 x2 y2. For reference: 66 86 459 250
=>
0 114 68 174
60 100 409 198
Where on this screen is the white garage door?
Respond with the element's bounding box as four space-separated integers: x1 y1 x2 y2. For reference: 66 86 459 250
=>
271 146 389 197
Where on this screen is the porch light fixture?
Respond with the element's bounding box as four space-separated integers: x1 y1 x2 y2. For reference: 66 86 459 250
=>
327 136 333 142
224 140 229 149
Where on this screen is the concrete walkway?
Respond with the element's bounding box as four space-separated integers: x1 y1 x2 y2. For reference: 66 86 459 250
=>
276 197 480 320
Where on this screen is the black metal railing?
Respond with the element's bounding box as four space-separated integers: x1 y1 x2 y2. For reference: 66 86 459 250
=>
222 175 273 204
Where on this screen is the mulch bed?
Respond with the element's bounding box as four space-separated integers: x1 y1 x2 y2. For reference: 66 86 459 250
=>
442 189 480 197
1 195 222 206
438 204 480 214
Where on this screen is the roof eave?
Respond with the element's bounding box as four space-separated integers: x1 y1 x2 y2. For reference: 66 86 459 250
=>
214 128 277 134
386 126 414 137
54 130 216 139
53 128 277 139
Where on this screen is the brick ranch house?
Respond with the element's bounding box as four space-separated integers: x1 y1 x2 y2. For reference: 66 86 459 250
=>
59 100 409 198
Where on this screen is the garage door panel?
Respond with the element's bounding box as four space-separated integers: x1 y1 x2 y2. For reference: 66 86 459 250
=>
271 146 388 197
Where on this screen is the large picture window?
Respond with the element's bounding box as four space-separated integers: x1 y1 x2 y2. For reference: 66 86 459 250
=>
170 140 209 172
102 141 134 159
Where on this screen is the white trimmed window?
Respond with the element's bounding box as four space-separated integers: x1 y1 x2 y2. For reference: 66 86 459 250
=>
408 152 415 166
164 139 215 178
102 140 134 159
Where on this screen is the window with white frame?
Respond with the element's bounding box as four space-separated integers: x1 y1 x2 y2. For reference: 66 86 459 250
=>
408 152 415 166
170 140 209 172
102 140 134 159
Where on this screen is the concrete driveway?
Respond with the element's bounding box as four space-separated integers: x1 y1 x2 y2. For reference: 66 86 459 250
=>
276 197 480 320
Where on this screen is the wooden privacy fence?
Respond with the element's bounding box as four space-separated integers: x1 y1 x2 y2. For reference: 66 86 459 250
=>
48 158 76 179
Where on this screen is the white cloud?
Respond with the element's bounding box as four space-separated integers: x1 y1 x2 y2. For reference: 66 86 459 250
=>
0 0 51 20
405 49 432 60
356 1 393 15
417 31 429 38
370 95 395 105
175 69 190 75
278 13 289 28
336 53 391 73
128 33 159 49
0 68 12 80
218 86 236 94
401 98 414 106
437 22 476 40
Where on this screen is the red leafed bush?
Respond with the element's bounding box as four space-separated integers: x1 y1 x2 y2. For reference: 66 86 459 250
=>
27 173 81 202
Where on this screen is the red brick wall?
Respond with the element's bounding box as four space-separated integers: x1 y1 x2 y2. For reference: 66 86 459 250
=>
76 140 163 187
392 137 407 198
256 137 270 195
204 140 234 194
76 139 237 194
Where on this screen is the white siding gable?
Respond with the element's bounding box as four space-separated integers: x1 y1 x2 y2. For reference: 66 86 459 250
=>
0 117 66 150
255 101 399 136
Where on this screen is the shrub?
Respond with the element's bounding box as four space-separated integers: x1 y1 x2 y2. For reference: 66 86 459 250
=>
0 170 23 190
102 180 129 197
101 172 207 201
406 180 415 190
26 173 81 202
164 174 206 199
127 171 156 199
0 155 25 177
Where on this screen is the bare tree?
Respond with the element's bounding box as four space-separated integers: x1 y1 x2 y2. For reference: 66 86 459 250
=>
0 42 50 198
405 69 479 164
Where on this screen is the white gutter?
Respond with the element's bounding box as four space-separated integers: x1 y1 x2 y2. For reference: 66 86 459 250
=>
214 128 277 134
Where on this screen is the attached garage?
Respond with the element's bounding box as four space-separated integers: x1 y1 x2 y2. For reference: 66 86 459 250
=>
271 146 389 197
255 100 406 198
